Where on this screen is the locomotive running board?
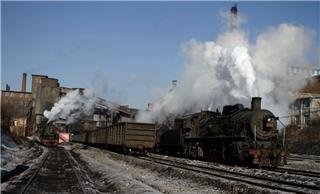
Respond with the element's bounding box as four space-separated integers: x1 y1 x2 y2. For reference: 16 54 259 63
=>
185 136 246 143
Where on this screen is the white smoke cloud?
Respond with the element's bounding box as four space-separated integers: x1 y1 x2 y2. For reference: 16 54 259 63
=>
92 72 128 104
137 12 314 123
44 89 96 124
251 23 313 118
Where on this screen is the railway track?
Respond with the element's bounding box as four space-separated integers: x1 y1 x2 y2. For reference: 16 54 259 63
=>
138 155 319 194
19 147 86 194
262 166 320 178
288 155 320 163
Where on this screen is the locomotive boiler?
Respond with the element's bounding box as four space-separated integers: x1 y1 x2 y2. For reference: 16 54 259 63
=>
158 97 285 166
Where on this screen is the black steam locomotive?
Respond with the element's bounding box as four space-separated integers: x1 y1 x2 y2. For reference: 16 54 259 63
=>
157 97 286 166
38 120 59 147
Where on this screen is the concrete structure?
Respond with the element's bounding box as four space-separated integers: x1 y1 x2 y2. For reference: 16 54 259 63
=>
10 117 28 136
31 74 61 134
1 74 61 136
1 73 138 137
290 75 320 129
1 90 32 135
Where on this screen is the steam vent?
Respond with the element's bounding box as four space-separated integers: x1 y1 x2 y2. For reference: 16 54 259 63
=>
2 2 320 194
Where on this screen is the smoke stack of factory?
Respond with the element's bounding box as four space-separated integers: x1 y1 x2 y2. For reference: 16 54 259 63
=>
172 80 177 89
147 103 154 111
251 97 261 111
230 4 238 30
5 84 10 91
21 73 27 92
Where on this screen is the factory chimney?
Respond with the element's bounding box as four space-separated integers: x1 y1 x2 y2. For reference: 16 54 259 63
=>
21 73 27 92
230 4 237 16
147 103 154 111
169 80 178 93
5 84 10 91
230 4 238 31
251 97 261 111
172 80 178 88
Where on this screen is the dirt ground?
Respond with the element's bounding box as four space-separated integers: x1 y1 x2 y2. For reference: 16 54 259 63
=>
71 144 223 194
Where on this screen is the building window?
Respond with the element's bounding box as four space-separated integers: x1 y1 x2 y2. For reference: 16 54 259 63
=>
13 120 18 126
293 100 300 110
303 98 310 108
291 116 299 125
304 115 310 125
301 116 305 125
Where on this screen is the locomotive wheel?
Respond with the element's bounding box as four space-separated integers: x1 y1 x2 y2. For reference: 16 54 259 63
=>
203 148 216 162
203 146 218 162
183 144 189 158
185 143 201 159
203 143 226 162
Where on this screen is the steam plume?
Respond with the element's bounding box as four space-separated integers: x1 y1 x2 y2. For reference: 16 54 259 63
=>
137 10 314 123
44 89 96 124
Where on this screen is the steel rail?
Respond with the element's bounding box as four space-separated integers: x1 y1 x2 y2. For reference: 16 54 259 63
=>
289 156 320 163
20 148 86 194
19 151 50 194
138 155 319 194
63 149 87 194
262 166 320 178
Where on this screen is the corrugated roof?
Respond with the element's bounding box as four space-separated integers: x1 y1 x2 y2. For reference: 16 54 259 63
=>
300 75 320 94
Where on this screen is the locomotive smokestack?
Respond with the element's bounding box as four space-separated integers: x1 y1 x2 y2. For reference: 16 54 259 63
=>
21 73 27 92
251 97 261 111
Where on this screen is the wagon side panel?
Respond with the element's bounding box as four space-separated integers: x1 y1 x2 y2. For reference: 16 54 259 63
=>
72 132 86 143
124 122 156 150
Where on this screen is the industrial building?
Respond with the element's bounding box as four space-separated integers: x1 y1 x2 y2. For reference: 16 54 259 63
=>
290 75 320 129
1 73 138 137
289 65 320 78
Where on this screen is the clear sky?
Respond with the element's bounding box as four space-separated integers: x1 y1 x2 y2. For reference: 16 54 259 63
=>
2 1 319 109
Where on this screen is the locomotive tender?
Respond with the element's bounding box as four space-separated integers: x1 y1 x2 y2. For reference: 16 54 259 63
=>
158 97 285 166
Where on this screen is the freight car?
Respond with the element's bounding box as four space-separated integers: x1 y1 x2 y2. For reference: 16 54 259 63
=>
73 122 156 154
158 97 286 167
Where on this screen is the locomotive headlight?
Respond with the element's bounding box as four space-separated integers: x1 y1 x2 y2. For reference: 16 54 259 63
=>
265 117 274 130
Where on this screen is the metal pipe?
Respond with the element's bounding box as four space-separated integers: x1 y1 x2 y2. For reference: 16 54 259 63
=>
283 127 286 148
254 125 257 142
